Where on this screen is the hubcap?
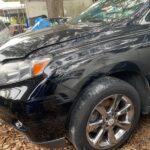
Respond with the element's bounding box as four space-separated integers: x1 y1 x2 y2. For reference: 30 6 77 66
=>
107 118 115 126
86 94 134 150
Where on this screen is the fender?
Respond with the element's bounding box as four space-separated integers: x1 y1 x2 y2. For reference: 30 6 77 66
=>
60 61 144 93
44 46 146 96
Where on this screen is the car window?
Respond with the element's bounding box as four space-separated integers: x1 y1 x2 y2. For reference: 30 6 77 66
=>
71 0 146 24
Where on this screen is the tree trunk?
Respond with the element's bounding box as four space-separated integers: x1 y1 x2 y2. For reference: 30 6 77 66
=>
46 0 64 18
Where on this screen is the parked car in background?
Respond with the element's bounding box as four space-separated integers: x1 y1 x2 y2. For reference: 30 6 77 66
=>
0 0 150 150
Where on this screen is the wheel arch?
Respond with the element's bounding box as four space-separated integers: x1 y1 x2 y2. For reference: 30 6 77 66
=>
77 61 150 114
110 71 149 114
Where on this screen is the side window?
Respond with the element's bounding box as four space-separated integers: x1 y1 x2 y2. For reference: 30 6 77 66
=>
145 12 150 22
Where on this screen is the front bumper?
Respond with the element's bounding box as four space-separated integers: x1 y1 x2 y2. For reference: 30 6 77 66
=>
0 75 75 146
34 138 65 148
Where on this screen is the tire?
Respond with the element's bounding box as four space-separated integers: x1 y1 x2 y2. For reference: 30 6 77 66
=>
68 76 141 150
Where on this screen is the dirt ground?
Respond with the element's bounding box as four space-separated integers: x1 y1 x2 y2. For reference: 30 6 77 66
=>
0 115 150 150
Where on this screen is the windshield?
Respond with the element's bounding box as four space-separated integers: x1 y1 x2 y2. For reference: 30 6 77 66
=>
71 0 146 24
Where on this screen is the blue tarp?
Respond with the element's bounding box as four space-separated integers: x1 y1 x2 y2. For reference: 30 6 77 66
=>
32 17 52 31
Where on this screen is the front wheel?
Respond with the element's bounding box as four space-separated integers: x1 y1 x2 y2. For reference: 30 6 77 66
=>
68 77 141 150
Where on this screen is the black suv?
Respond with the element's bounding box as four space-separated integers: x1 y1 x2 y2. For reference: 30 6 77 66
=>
0 0 150 149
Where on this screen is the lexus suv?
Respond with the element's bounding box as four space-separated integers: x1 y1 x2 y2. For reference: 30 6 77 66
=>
0 0 150 150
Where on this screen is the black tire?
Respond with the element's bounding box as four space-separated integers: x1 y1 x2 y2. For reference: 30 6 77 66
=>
68 76 141 150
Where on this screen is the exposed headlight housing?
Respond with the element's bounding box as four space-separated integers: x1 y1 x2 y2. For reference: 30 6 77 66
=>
0 55 53 85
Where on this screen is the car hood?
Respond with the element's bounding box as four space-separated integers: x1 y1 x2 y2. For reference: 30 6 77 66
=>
0 23 99 62
0 21 132 62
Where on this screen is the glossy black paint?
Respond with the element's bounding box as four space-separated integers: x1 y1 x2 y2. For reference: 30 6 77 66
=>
0 0 150 146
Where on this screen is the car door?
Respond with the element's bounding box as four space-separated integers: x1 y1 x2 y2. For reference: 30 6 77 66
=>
137 10 150 82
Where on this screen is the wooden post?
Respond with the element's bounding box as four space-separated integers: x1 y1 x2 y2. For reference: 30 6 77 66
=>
46 0 64 18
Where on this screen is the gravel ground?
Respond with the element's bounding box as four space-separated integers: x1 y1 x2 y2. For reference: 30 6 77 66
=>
0 115 150 150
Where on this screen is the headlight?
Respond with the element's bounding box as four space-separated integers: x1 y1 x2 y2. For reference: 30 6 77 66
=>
0 55 53 85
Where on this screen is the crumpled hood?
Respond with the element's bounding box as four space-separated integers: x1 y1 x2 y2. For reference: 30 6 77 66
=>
0 24 95 62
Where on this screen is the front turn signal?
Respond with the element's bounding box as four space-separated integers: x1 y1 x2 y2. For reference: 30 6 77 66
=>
32 59 50 77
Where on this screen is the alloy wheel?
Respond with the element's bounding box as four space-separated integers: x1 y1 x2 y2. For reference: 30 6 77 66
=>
86 94 134 149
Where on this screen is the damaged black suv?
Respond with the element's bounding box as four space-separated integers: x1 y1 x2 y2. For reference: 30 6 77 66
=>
0 0 150 149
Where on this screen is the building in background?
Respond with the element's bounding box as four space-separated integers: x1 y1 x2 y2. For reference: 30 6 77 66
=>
25 0 48 21
25 0 93 24
0 0 25 23
0 0 26 35
64 0 92 17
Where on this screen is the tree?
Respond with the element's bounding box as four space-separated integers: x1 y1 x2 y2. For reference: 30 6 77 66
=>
46 0 64 18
